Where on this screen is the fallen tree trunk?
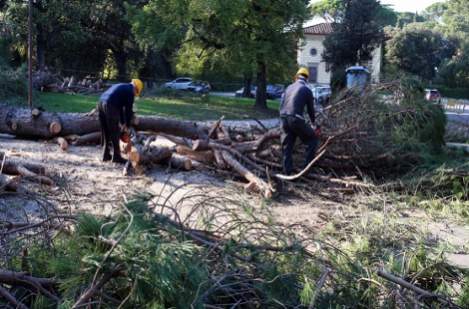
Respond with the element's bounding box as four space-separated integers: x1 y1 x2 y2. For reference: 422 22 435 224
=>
0 105 62 138
0 152 46 175
0 104 210 140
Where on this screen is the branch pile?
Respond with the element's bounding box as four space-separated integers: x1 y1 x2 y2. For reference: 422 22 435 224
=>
0 194 465 308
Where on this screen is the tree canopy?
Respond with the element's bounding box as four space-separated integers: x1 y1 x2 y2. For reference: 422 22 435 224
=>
322 0 384 71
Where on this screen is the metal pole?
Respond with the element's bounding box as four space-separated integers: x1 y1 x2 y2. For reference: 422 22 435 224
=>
28 0 33 109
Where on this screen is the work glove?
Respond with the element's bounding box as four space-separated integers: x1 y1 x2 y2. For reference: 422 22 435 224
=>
314 125 321 137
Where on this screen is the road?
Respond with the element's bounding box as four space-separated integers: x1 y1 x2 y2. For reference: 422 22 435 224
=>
446 112 469 125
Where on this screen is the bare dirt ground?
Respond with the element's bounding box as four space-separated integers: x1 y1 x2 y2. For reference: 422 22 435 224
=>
1 137 468 268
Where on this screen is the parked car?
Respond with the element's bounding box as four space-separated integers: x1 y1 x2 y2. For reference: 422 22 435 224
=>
235 86 257 98
164 77 193 90
425 89 441 103
311 86 332 105
266 84 285 100
187 81 211 94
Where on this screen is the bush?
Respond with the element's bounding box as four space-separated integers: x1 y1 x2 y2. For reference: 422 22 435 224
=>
434 85 469 99
0 64 28 103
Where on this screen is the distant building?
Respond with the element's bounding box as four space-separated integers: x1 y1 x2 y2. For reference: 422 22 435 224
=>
297 23 382 86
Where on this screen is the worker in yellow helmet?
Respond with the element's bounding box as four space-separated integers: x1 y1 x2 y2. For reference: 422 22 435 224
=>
97 79 144 164
279 68 319 175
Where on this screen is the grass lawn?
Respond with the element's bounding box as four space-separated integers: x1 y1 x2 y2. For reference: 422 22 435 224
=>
36 92 280 121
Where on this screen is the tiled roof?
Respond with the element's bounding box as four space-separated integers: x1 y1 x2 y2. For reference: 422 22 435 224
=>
304 23 333 35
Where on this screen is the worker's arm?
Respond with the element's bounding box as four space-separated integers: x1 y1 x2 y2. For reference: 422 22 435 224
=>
305 88 315 123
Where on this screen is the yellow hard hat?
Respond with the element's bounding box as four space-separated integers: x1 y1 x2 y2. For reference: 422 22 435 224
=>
296 67 309 78
132 79 144 96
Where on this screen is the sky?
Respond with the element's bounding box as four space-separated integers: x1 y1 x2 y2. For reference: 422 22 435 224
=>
380 0 443 13
310 0 444 13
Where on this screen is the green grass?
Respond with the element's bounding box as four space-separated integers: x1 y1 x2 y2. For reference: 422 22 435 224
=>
35 92 279 120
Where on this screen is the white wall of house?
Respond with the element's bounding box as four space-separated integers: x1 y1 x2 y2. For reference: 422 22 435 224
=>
297 33 382 85
297 34 331 86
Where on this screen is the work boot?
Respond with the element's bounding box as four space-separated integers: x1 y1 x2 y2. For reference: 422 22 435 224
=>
102 151 112 162
112 155 127 164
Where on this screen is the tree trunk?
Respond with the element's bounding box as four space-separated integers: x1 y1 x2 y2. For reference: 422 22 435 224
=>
242 74 253 98
255 60 267 109
0 104 209 140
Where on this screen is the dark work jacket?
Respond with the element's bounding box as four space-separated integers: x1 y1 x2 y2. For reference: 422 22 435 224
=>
100 83 135 126
279 77 315 123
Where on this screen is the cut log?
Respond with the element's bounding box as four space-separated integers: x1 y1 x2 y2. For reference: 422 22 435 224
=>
192 139 210 151
0 152 46 176
15 166 54 186
136 116 209 139
175 146 214 164
0 105 63 138
56 137 68 151
0 104 209 140
213 150 227 169
221 151 273 199
31 108 42 118
0 174 20 192
66 132 101 146
169 153 193 171
129 144 173 167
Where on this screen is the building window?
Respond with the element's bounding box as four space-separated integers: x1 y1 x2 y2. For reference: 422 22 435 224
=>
310 48 317 56
308 64 318 83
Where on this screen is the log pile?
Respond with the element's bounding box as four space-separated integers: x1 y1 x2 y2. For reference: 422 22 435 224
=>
33 70 107 95
0 81 443 197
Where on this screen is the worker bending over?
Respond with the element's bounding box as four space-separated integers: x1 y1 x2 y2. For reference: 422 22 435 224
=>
98 79 143 164
279 68 319 175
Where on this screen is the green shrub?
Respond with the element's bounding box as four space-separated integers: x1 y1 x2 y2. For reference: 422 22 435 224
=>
0 64 28 103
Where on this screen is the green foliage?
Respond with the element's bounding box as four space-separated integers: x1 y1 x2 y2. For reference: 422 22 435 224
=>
130 0 309 109
0 63 28 103
386 24 456 80
322 0 384 70
436 41 469 88
435 85 469 99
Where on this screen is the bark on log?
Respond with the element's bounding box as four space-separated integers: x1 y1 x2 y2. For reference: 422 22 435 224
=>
221 151 273 198
0 105 209 140
213 150 227 169
16 166 54 186
0 104 63 138
0 152 46 175
175 146 214 163
129 144 173 167
169 153 193 171
136 116 209 139
66 132 102 146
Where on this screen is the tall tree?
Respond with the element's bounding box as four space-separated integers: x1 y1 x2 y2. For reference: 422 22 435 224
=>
130 0 309 109
322 0 384 71
386 24 456 80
